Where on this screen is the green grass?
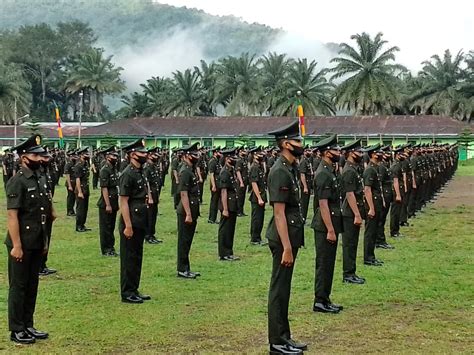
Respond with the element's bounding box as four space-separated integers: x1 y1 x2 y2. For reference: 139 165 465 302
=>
0 162 473 353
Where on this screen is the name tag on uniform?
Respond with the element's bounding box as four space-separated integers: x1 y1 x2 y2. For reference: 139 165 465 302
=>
27 187 36 192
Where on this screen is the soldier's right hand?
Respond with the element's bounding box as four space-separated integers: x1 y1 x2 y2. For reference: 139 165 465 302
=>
68 186 73 191
212 186 217 193
354 215 363 226
222 210 229 218
78 192 84 199
10 246 23 262
185 214 193 224
281 248 294 267
124 226 133 239
106 205 113 213
368 209 375 219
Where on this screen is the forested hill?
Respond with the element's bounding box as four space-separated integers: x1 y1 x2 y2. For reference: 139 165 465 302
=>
0 0 281 58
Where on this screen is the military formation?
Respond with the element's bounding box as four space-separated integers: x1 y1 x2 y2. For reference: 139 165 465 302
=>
2 124 459 352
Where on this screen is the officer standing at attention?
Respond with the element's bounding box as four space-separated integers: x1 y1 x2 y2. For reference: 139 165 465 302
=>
236 148 249 217
340 139 366 284
119 139 152 304
144 147 162 245
249 147 267 245
311 134 344 314
389 146 405 239
176 142 202 279
299 148 314 224
5 135 51 344
217 148 240 261
207 149 222 224
266 120 307 354
74 147 91 232
363 144 385 266
2 149 15 188
376 146 395 250
170 149 181 210
97 146 120 256
64 150 77 216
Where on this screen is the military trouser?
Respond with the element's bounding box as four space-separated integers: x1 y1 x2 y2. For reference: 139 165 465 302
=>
208 190 219 223
177 213 197 272
7 246 43 331
237 185 247 214
314 230 338 304
66 187 76 214
99 208 117 254
300 190 311 222
408 187 417 217
198 181 204 203
250 202 265 242
268 240 299 344
146 202 158 238
173 193 180 210
364 201 382 262
342 217 361 278
390 200 402 236
400 186 411 223
377 192 392 245
92 172 99 189
218 211 237 257
40 218 54 269
76 194 89 229
119 224 145 298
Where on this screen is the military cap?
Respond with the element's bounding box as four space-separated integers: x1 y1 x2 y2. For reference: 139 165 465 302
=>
12 134 45 155
101 146 119 156
363 143 382 154
40 145 52 157
381 145 392 152
314 134 339 152
268 119 302 141
122 138 147 153
392 145 405 153
341 139 362 152
248 146 260 154
76 146 90 155
221 147 238 157
181 142 200 154
147 146 158 154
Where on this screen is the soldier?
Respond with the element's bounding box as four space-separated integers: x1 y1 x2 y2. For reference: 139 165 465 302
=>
97 146 120 256
400 144 413 226
196 148 207 204
2 149 15 188
119 138 151 304
363 144 385 266
236 148 249 217
170 149 181 210
64 150 78 216
249 147 267 245
5 135 51 344
311 134 344 314
74 147 91 232
266 120 306 354
144 147 162 244
91 149 101 190
340 139 366 284
176 142 202 279
217 148 240 261
299 147 314 223
207 148 222 224
376 146 395 250
389 147 406 238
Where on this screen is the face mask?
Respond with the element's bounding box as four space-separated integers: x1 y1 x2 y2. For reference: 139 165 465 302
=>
288 143 304 157
398 155 406 161
228 158 237 166
134 155 147 165
25 157 41 171
40 160 50 169
352 153 363 163
328 152 340 163
109 158 118 166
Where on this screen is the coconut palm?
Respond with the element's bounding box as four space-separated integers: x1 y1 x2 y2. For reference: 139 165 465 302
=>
140 76 174 116
168 69 205 116
330 32 406 115
194 60 217 116
259 52 291 115
0 61 31 124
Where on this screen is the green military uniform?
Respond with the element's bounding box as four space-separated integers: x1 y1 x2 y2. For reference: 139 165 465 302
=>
400 154 412 224
298 153 314 222
249 154 267 244
207 154 221 223
176 143 201 277
377 149 394 247
144 150 162 243
74 148 91 231
64 153 77 216
5 135 50 341
196 154 207 203
119 139 149 301
97 147 119 256
236 153 249 216
389 152 404 237
2 150 15 188
266 120 305 350
170 154 180 209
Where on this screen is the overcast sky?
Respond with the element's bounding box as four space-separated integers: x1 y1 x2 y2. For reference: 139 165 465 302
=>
158 0 473 70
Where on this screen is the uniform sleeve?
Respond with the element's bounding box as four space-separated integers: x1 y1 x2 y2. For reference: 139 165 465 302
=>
99 167 110 188
236 159 244 172
178 169 192 192
268 170 292 203
6 176 24 209
315 172 332 200
219 169 232 189
208 160 216 174
73 164 84 178
249 165 259 183
299 160 308 174
363 167 376 187
119 172 133 196
342 169 357 193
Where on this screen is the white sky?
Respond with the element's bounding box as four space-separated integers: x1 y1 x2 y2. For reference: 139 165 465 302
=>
157 0 474 70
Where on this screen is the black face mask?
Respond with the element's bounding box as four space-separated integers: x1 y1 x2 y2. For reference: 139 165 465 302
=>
40 160 50 169
109 158 118 166
352 153 363 163
134 155 147 165
25 157 41 171
228 158 237 166
398 155 406 161
288 143 304 157
328 152 340 163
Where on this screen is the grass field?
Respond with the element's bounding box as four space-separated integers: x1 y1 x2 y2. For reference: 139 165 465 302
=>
0 161 473 353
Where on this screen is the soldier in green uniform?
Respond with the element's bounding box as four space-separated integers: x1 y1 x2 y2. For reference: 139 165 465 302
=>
376 146 395 249
2 149 15 188
389 147 405 238
97 146 120 256
64 150 78 216
249 147 267 245
217 148 240 261
207 149 222 224
91 149 101 190
340 139 366 284
399 144 412 226
266 120 306 354
119 138 152 304
311 134 344 313
74 147 91 232
196 149 207 204
144 147 162 244
363 144 385 266
236 148 249 217
298 148 314 223
5 135 51 344
170 149 182 209
176 142 202 279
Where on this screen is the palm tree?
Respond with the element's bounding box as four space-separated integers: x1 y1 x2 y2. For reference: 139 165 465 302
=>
330 32 406 115
65 48 125 117
194 60 217 116
168 69 205 116
409 50 472 121
274 58 335 116
117 92 149 118
259 52 291 115
0 61 31 124
140 76 174 116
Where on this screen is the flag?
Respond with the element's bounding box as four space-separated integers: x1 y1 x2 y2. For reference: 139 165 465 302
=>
297 98 306 136
54 105 64 148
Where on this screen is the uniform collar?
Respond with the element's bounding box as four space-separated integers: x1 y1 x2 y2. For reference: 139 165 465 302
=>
280 155 297 169
321 159 334 172
19 166 34 179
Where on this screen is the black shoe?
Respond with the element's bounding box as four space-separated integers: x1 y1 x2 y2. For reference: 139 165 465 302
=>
137 293 151 301
400 222 410 227
286 339 308 351
67 212 75 216
237 213 244 217
190 271 201 277
10 330 35 344
177 271 196 279
313 302 340 314
121 295 143 304
390 233 404 238
343 275 365 284
229 255 240 261
328 302 344 311
250 241 261 245
220 255 235 261
76 227 87 232
375 259 384 264
382 243 395 249
39 267 56 276
108 251 119 257
208 219 216 224
364 259 383 266
354 275 366 282
26 327 49 339
269 343 303 354
151 237 163 244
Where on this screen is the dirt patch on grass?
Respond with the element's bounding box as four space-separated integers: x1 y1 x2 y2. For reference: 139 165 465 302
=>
432 175 474 208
